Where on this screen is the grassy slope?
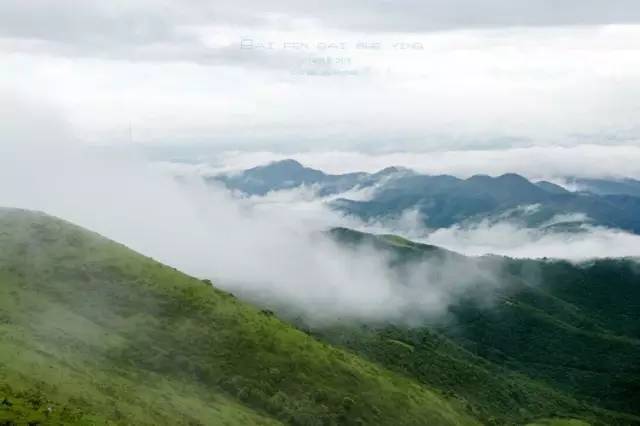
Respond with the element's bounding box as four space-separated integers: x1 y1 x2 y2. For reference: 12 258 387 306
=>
525 421 591 426
309 229 640 426
446 257 640 417
0 209 478 425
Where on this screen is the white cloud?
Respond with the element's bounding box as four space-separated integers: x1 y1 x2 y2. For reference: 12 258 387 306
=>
0 95 507 325
2 5 640 146
2 1 640 48
210 183 640 262
423 221 640 260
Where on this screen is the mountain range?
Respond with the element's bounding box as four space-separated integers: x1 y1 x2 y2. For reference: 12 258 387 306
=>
212 160 640 233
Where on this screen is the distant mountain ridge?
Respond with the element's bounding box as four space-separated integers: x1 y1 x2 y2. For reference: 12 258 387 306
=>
210 159 411 197
565 177 640 197
212 160 640 234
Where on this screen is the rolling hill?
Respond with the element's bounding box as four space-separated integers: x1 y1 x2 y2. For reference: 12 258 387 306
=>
0 208 479 425
1 208 638 425
301 229 640 426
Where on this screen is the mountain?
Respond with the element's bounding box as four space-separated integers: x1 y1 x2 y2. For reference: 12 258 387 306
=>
211 160 367 196
2 208 638 425
535 181 571 195
299 229 640 426
210 159 414 197
333 173 640 232
0 208 479 426
566 178 640 197
213 160 640 234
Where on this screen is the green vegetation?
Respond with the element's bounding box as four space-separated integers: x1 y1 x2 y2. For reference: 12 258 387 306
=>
445 257 640 418
311 321 636 426
308 228 640 425
526 420 591 426
1 209 638 425
0 208 478 425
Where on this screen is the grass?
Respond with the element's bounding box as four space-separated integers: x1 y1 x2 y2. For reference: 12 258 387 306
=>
526 420 591 426
0 208 478 425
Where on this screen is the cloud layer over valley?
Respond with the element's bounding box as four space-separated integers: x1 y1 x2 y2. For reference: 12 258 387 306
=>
243 187 640 261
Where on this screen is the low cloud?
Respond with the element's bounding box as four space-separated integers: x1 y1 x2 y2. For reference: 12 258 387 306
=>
0 95 510 325
160 155 640 262
320 202 640 261
212 179 640 262
423 221 640 260
3 95 639 328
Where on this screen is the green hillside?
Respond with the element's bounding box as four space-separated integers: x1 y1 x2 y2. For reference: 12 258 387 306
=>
305 229 640 426
0 208 479 425
2 209 638 426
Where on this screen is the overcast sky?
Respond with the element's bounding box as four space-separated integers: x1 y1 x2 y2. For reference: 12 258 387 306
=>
2 1 640 150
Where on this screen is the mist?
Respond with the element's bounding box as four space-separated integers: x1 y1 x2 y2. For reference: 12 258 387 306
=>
338 205 640 261
211 178 640 261
4 93 640 328
1 95 515 325
423 222 640 260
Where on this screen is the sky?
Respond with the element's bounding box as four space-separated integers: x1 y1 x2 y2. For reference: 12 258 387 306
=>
2 1 640 151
